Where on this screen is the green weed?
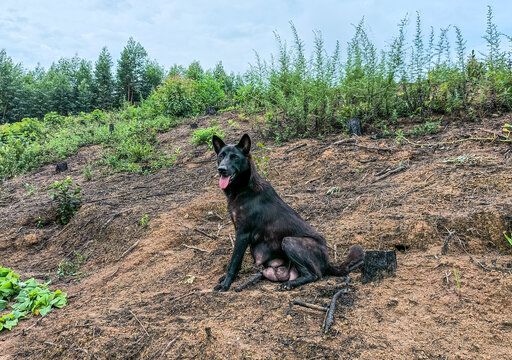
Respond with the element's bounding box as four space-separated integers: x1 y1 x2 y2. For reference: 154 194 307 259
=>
140 214 149 228
190 126 225 150
50 177 82 225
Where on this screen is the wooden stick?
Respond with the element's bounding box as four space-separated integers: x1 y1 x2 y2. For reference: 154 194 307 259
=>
331 138 356 146
194 228 217 240
371 165 408 183
169 288 201 302
118 240 140 260
286 143 307 153
182 244 208 252
323 288 349 333
293 300 328 312
234 272 263 292
129 310 150 337
160 337 179 358
441 232 454 255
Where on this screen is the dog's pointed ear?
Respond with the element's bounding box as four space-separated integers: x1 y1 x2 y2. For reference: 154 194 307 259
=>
212 135 225 154
236 134 251 154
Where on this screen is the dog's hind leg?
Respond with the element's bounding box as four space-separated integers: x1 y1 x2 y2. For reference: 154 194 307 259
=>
280 237 329 290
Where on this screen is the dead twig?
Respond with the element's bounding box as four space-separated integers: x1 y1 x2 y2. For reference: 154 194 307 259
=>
354 144 394 152
286 143 307 153
129 309 150 337
441 232 454 255
293 300 328 312
160 336 179 358
371 165 409 183
104 267 120 281
228 234 234 248
182 244 208 252
331 138 356 146
100 208 135 231
234 272 263 292
194 228 217 240
323 288 349 333
169 288 201 302
117 240 140 260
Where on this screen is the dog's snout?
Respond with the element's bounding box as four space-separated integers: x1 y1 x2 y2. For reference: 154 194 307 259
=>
218 165 228 176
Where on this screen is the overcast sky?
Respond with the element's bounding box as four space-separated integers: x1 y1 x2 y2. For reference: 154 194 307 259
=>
1 1 511 74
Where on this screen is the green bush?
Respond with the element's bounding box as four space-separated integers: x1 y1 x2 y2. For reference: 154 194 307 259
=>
50 176 82 225
150 76 200 117
190 126 225 150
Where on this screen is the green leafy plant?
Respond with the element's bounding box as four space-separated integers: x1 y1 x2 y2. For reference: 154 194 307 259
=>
56 250 88 279
83 160 93 181
504 232 512 247
140 214 149 228
50 176 82 225
453 266 461 297
24 183 35 195
0 267 66 331
252 142 272 176
190 126 225 150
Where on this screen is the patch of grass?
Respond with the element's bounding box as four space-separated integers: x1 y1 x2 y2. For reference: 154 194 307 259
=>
56 250 88 279
190 126 225 150
453 266 461 297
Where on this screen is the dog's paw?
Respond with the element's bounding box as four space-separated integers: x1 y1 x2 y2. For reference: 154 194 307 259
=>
218 275 226 283
213 284 230 292
279 282 293 291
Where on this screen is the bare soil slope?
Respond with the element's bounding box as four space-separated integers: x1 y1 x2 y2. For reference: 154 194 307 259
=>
1 111 511 359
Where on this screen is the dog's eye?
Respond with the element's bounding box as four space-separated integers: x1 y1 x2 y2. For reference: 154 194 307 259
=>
218 154 224 160
230 154 238 160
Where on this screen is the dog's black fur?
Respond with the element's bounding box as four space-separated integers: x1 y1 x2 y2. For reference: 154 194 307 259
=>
212 134 365 291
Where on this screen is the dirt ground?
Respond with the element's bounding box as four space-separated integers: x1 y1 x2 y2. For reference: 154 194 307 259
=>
1 111 511 359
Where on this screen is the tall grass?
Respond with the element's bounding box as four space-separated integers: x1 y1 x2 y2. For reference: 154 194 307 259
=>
239 6 512 140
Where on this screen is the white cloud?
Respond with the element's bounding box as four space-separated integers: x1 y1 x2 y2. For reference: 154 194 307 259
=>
0 0 510 73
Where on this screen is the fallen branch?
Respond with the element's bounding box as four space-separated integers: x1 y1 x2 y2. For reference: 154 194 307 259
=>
323 288 349 333
293 300 328 312
194 228 217 240
117 240 140 260
129 309 150 337
182 244 208 252
286 143 307 153
403 135 512 147
441 232 454 255
100 208 135 231
371 165 408 183
354 144 394 152
234 272 263 292
169 288 201 303
331 138 356 146
160 336 179 358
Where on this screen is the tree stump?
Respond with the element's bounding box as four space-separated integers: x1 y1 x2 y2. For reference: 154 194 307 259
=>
55 162 68 173
362 250 397 283
205 106 217 116
348 118 362 136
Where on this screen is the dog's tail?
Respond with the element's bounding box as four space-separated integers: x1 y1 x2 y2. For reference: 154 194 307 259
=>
326 244 366 276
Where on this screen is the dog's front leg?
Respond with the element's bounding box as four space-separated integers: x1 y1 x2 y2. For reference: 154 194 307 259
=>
214 232 250 292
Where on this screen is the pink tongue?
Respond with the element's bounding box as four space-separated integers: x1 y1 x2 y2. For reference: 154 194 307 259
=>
219 176 231 189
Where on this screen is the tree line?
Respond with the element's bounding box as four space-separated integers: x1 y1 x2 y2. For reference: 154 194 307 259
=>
0 37 241 124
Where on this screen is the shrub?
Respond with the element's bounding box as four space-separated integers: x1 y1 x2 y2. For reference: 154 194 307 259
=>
190 126 225 150
50 176 82 225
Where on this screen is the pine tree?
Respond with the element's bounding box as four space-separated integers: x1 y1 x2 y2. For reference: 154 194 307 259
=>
116 37 148 104
93 47 114 110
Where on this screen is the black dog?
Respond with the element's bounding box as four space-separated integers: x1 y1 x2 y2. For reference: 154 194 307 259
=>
212 134 365 291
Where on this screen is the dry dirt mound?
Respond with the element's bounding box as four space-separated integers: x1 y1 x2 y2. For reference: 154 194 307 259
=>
1 111 511 359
